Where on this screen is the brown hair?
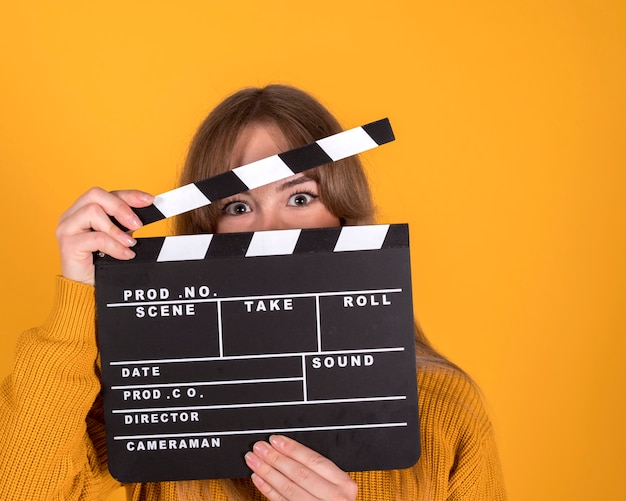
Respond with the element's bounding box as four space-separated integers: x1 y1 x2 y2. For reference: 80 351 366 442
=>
175 83 462 367
174 84 466 500
175 84 375 235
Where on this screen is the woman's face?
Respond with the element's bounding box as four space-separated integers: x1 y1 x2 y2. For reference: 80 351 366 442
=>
215 122 340 234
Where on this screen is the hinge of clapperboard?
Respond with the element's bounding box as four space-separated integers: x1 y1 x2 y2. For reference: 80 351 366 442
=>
111 118 394 232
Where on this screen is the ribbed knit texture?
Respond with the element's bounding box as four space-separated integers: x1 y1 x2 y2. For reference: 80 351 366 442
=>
1 277 505 500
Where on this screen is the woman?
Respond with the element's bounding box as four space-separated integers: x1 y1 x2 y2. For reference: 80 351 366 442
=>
0 85 506 500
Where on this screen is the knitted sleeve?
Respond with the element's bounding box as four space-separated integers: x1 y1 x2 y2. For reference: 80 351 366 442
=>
418 369 507 501
0 277 121 500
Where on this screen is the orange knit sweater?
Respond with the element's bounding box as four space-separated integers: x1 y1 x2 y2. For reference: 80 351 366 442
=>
0 277 505 500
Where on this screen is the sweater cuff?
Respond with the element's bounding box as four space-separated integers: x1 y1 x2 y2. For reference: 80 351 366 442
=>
40 276 97 346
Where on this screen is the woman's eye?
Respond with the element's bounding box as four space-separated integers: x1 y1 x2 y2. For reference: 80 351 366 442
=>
222 201 251 215
288 193 317 207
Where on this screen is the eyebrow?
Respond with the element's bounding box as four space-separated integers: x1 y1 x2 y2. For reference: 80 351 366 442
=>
218 175 314 205
276 175 314 192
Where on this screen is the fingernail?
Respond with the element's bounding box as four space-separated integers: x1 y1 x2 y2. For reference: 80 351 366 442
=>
245 452 260 468
251 472 265 487
128 216 142 230
253 441 270 457
139 192 154 203
124 248 136 259
269 435 285 448
123 234 137 246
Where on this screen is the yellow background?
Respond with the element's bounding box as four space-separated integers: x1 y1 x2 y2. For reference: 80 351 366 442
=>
1 1 624 500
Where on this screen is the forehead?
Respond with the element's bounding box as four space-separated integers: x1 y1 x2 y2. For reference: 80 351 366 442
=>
229 122 289 169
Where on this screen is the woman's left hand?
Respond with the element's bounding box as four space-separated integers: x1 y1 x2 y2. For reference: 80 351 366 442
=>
245 435 357 501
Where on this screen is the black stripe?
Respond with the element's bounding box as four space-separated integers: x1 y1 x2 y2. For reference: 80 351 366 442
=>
133 237 169 262
278 143 333 173
293 227 343 254
382 224 409 249
205 232 254 258
362 118 395 145
134 205 167 226
195 171 250 202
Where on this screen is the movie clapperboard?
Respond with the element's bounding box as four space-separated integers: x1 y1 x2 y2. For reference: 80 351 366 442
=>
95 118 421 482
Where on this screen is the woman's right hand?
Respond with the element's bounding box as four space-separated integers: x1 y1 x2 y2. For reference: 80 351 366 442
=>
56 187 154 286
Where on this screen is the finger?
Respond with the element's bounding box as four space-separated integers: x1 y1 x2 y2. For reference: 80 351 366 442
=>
59 188 151 231
247 438 357 501
59 232 136 285
59 187 153 230
269 435 353 486
57 202 138 272
63 231 136 262
111 189 155 207
250 471 297 501
63 187 154 215
246 445 315 501
57 200 138 250
109 189 156 230
57 186 154 244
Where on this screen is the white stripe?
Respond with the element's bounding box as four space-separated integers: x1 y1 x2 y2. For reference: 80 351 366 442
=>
246 229 301 257
234 155 295 190
333 225 390 252
112 395 405 414
153 184 211 218
114 422 407 441
316 127 379 161
157 234 213 262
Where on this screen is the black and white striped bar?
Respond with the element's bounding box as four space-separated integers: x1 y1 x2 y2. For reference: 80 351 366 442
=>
156 225 392 262
132 118 394 226
97 224 409 264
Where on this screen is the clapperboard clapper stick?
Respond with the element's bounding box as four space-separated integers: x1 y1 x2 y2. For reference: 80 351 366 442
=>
94 118 421 482
125 118 395 228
